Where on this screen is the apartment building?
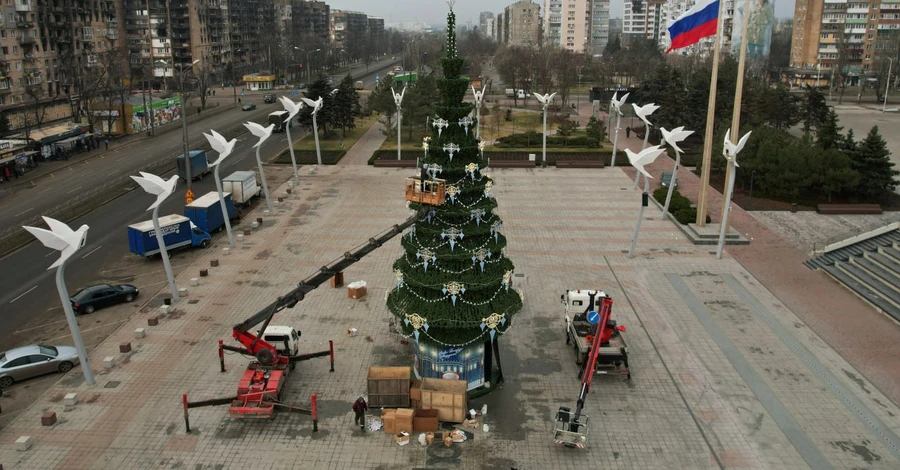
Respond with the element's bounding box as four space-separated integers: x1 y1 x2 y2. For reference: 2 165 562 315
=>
1 0 121 129
543 0 608 54
500 0 541 47
790 0 896 79
496 12 505 42
368 16 384 42
622 0 666 45
330 9 367 47
479 11 495 36
293 0 329 45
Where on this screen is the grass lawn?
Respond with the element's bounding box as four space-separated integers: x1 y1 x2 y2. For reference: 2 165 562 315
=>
379 121 434 151
293 114 379 151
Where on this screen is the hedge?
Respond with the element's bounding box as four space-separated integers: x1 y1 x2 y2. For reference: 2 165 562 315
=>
368 149 613 165
652 187 710 225
495 131 600 148
275 150 347 165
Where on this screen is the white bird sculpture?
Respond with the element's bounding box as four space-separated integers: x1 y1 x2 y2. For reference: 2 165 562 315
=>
203 129 237 166
660 126 694 154
278 96 303 120
23 216 89 269
632 103 660 127
723 129 752 167
244 121 275 148
625 145 666 179
130 171 178 210
533 92 557 108
330 88 339 97
301 96 324 114
391 86 406 107
610 92 630 115
472 85 484 103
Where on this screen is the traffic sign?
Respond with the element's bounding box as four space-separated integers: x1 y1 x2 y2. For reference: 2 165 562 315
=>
185 189 194 204
587 311 600 325
291 91 299 96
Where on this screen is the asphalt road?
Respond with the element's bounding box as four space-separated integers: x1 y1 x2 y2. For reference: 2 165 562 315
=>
0 58 399 352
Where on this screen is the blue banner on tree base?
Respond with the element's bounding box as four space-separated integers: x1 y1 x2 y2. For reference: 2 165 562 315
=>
414 341 485 391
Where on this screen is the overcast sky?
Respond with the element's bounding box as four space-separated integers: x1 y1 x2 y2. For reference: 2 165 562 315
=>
335 0 795 25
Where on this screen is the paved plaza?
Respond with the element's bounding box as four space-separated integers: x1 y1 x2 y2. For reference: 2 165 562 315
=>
2 158 900 469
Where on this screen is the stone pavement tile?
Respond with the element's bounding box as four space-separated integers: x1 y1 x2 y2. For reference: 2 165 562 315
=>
3 165 900 469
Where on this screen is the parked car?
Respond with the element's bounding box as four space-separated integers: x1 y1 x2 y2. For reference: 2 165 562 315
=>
70 284 139 315
661 171 677 189
242 103 257 111
0 344 80 388
263 93 276 103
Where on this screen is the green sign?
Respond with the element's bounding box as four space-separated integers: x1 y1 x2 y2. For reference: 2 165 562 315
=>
132 96 182 134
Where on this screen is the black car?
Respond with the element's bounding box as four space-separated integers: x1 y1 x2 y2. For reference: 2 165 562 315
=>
263 93 276 103
242 103 257 111
70 284 139 315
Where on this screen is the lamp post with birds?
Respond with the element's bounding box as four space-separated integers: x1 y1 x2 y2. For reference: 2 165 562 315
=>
278 96 304 178
659 126 694 216
716 129 752 259
472 85 485 140
243 121 275 211
609 92 629 167
301 96 325 165
632 102 660 189
533 92 557 166
626 146 667 258
392 86 406 160
131 172 181 301
203 129 238 248
23 217 95 385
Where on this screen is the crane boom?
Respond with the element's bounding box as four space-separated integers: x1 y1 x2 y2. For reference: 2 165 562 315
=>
229 209 426 364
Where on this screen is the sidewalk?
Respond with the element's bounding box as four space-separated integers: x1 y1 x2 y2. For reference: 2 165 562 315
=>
613 130 900 404
338 120 388 165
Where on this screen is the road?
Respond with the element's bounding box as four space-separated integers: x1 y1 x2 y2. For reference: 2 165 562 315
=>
0 58 399 352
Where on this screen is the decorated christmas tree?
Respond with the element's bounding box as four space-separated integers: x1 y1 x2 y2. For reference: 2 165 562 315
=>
386 4 522 392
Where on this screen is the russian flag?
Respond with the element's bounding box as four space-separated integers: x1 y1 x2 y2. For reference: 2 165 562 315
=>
666 0 720 53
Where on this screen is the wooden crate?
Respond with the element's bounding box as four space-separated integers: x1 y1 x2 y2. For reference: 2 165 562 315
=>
420 378 467 423
367 366 411 408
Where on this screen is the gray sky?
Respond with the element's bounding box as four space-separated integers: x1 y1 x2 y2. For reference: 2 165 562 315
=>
334 0 795 25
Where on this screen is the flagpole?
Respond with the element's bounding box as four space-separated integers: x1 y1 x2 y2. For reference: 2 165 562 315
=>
695 0 726 227
719 0 753 236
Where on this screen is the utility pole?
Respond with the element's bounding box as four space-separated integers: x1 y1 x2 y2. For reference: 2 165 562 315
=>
178 60 199 192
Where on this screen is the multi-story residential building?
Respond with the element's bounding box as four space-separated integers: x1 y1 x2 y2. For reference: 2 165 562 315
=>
500 0 541 47
622 0 666 45
293 0 330 45
790 0 893 81
330 9 367 47
368 16 384 42
479 11 495 36
543 0 609 54
496 12 505 42
1 0 121 130
609 17 623 45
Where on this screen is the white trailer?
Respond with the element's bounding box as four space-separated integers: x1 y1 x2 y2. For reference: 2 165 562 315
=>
222 171 261 206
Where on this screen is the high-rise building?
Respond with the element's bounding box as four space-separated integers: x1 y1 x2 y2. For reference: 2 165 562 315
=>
479 11 495 36
496 12 505 42
330 10 368 47
622 0 666 45
543 0 608 54
790 0 889 81
293 0 331 45
500 0 541 47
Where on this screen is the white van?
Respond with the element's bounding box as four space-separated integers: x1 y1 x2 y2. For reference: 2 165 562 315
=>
261 326 300 368
516 90 526 99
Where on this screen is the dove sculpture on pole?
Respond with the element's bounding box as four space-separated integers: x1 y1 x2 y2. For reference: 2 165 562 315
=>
244 121 275 211
301 97 325 165
392 86 406 160
625 145 667 259
609 92 630 167
204 129 237 248
533 92 557 165
23 216 95 385
472 85 485 139
632 102 660 188
659 126 695 216
131 172 182 302
279 96 304 177
716 129 752 260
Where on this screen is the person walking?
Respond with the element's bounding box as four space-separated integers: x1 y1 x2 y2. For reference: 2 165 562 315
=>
352 396 368 431
625 126 632 138
104 139 109 150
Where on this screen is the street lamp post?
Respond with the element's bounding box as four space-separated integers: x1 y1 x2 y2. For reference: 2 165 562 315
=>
716 129 752 259
301 97 325 166
244 121 275 212
392 86 406 160
625 146 666 259
632 103 660 189
471 85 484 140
295 48 320 83
203 129 238 248
533 92 557 166
23 217 95 385
131 172 181 302
660 127 694 217
172 59 200 192
278 97 303 178
883 57 894 113
609 92 629 168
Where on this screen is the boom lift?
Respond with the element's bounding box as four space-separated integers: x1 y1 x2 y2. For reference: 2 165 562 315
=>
184 209 426 423
553 296 617 448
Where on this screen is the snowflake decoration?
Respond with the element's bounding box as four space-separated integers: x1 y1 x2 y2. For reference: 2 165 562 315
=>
446 185 460 204
407 225 416 241
404 313 429 341
465 162 479 181
416 248 437 271
490 221 503 243
440 227 464 250
458 116 473 136
425 163 442 179
443 143 460 161
432 118 449 137
442 281 466 306
471 247 492 272
480 312 507 341
470 208 485 225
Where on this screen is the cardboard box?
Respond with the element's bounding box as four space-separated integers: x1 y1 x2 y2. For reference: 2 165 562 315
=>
382 409 396 434
394 408 415 434
413 409 440 432
425 431 435 445
421 378 468 423
394 431 410 446
409 379 422 401
348 281 367 299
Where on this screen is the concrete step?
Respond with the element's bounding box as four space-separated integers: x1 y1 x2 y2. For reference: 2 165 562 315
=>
823 265 900 323
836 261 900 310
850 256 900 295
884 245 900 264
865 251 900 281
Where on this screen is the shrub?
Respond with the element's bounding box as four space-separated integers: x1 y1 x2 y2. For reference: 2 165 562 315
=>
674 208 711 225
653 188 691 214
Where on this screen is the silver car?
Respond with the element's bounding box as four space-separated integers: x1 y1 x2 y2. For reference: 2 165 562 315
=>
0 344 80 388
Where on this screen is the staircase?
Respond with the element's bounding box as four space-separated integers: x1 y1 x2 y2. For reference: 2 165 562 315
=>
805 230 900 323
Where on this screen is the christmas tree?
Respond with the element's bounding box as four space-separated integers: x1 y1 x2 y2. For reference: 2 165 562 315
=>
386 4 522 392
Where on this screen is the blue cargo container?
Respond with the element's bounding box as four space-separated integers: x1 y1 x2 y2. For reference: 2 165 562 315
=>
176 150 211 181
184 191 239 233
127 214 211 257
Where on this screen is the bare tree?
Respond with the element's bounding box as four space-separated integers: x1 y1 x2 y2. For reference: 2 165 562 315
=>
552 49 578 106
98 49 129 135
24 87 50 138
192 63 215 109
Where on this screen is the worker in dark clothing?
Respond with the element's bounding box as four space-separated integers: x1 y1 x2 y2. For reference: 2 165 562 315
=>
352 396 368 431
625 126 632 138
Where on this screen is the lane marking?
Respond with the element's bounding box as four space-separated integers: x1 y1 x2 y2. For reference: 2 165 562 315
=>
14 317 69 334
67 186 83 194
81 245 102 259
108 171 118 176
9 285 38 304
15 207 34 217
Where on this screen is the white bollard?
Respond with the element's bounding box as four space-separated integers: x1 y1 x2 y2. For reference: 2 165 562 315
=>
64 393 78 406
223 247 230 255
251 221 259 229
236 234 244 242
134 328 146 339
103 356 116 369
159 305 171 314
15 436 33 451
178 287 188 297
190 278 199 286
